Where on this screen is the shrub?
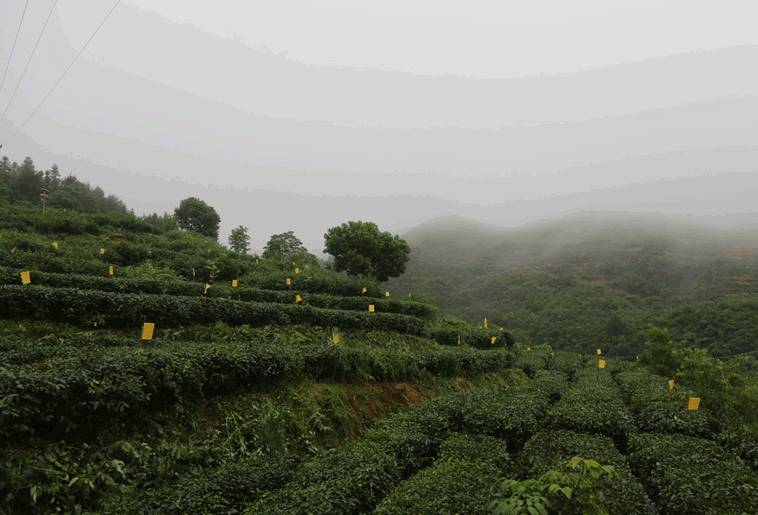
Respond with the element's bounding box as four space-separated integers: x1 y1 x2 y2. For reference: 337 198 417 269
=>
491 456 628 515
438 433 511 473
105 453 297 514
628 432 758 514
0 267 436 319
429 314 514 349
0 286 427 335
375 458 499 515
616 368 715 436
0 337 512 443
245 381 529 515
547 371 634 438
460 387 550 447
518 430 656 515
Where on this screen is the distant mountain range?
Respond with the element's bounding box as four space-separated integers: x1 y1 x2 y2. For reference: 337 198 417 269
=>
1 3 757 245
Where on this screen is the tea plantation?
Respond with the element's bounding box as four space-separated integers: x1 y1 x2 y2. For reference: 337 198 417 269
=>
1 196 756 513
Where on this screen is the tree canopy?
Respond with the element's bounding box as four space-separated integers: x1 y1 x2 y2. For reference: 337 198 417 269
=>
324 221 410 281
0 156 127 213
228 225 251 253
174 197 221 239
262 231 307 259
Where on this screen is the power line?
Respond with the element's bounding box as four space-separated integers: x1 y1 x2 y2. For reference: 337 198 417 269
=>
0 0 59 122
0 0 32 96
16 0 121 132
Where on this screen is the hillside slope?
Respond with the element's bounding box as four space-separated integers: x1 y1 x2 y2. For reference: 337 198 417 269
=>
389 212 758 356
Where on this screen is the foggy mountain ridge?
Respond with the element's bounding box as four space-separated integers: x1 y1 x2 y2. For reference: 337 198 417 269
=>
5 123 757 251
2 3 758 249
44 4 758 128
7 52 758 184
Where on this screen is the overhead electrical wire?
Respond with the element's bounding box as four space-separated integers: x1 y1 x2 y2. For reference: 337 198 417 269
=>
0 0 32 96
1 0 60 122
15 0 121 133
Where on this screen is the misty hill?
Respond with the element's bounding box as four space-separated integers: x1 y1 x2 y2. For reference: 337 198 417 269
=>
1 5 757 198
4 127 758 249
40 5 758 127
388 212 758 356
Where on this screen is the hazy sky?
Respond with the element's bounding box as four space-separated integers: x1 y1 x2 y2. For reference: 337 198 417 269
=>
49 0 758 77
2 0 758 246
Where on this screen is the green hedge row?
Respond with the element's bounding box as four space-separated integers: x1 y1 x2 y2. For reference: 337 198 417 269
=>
0 338 512 443
512 344 553 376
375 433 510 514
547 369 635 437
0 207 157 235
615 368 714 437
429 321 514 349
245 379 553 514
98 452 298 515
518 430 656 515
628 432 758 514
0 285 427 335
0 267 436 319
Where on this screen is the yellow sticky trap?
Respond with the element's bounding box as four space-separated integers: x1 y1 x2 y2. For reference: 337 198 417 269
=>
20 271 31 285
51 241 59 249
295 294 303 304
385 291 390 298
204 283 211 294
331 330 342 345
598 359 606 369
596 348 602 355
294 267 300 275
687 397 701 411
231 279 238 288
490 335 497 345
361 287 367 295
368 304 375 313
286 277 292 286
99 248 106 255
141 322 155 341
108 265 114 276
667 379 675 392
457 335 462 346
483 317 488 330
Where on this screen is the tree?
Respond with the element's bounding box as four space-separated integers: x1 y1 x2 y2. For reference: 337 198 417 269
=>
323 221 410 281
174 197 221 239
13 157 43 200
262 231 308 259
228 225 251 254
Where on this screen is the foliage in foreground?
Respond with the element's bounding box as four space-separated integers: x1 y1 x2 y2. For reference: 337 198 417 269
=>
492 456 618 515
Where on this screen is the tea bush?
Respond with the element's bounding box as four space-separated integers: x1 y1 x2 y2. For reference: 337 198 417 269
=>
616 368 715 436
0 339 513 443
0 266 437 318
627 432 758 514
547 372 635 437
0 286 427 334
518 430 656 515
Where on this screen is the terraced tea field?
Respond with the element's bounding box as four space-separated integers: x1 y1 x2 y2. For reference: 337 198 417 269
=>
1 207 756 514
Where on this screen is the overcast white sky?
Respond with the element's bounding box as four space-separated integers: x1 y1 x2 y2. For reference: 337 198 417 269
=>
101 0 758 77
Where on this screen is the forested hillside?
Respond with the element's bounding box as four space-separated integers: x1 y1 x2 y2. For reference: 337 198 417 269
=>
389 213 758 357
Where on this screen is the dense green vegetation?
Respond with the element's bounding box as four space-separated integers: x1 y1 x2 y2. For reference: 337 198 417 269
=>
1 163 756 513
389 214 758 357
